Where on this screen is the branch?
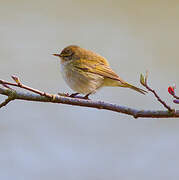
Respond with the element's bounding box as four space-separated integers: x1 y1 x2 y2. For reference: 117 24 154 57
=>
140 72 174 112
0 86 179 118
0 75 178 118
0 92 15 108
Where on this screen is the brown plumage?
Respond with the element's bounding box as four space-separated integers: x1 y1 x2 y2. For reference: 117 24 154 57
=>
53 45 147 97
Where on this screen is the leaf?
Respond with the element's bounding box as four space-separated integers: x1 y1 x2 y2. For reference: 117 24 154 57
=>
140 73 145 86
145 70 149 83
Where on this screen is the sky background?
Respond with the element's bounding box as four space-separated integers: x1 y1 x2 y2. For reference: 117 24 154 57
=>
0 0 179 179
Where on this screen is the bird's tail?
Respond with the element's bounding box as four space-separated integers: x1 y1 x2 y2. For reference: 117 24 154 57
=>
122 83 147 95
103 78 147 94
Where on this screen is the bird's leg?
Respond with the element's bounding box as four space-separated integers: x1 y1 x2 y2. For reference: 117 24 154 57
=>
69 93 91 100
83 93 91 100
69 93 79 98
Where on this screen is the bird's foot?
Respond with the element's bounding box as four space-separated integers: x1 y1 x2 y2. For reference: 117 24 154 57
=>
58 92 70 97
69 93 80 98
83 94 91 100
58 92 80 98
58 92 91 100
70 93 91 100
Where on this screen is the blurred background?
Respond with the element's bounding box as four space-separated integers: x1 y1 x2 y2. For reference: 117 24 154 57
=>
0 0 179 179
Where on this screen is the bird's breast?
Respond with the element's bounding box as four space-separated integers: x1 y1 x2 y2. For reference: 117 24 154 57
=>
60 61 104 94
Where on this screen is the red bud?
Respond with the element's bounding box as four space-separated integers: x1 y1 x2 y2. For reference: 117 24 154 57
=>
173 99 179 104
168 86 175 95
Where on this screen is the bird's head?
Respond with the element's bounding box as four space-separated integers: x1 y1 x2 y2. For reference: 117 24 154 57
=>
53 45 82 62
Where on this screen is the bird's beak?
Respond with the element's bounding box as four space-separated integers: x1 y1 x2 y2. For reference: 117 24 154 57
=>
52 53 61 57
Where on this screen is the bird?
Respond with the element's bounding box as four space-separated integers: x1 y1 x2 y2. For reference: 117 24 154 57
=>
53 45 147 99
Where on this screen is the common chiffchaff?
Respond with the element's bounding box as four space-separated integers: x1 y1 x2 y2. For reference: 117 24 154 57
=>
53 45 146 99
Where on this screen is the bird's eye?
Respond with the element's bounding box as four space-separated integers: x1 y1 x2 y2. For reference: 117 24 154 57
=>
65 50 70 54
62 50 72 57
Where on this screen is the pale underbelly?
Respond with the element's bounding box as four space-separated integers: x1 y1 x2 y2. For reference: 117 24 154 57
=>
61 64 104 94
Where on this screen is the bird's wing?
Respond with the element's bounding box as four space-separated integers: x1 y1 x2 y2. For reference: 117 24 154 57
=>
73 59 126 84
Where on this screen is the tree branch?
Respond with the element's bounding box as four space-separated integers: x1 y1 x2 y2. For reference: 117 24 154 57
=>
0 75 178 118
140 72 174 112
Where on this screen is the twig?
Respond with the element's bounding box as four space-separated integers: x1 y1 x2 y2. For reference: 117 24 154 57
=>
0 76 53 98
0 75 178 118
0 90 16 108
0 86 179 118
173 95 179 100
140 72 174 112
